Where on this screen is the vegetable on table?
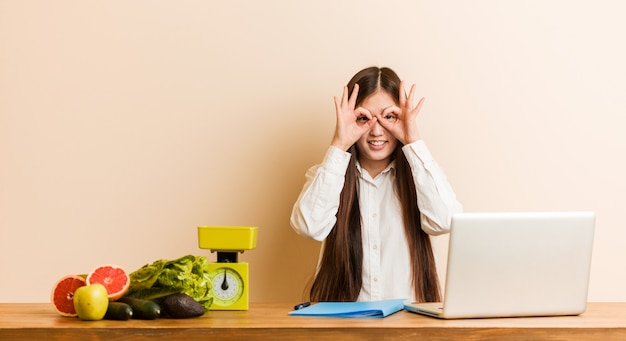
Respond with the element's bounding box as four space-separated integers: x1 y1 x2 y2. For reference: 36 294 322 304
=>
117 297 161 320
125 255 213 311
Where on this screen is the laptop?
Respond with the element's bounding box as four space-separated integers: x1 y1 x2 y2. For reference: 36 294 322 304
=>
404 211 596 319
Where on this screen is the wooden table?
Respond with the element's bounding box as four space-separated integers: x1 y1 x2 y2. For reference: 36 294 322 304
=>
1 302 625 340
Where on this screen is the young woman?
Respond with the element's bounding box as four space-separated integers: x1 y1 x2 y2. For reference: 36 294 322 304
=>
290 66 462 303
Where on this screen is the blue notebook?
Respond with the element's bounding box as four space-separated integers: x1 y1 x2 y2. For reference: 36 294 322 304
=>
288 298 407 318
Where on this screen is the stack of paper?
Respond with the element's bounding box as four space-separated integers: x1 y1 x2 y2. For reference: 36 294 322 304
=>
288 298 407 318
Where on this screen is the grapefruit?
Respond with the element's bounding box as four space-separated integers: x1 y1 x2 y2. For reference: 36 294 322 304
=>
50 275 87 317
86 265 130 301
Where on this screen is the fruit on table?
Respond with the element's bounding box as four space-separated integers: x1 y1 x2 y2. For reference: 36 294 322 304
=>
50 275 87 317
73 283 109 321
118 296 161 320
50 257 210 320
86 265 130 301
162 293 205 318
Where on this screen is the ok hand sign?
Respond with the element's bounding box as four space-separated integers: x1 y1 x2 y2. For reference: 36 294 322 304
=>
375 81 424 145
330 84 378 151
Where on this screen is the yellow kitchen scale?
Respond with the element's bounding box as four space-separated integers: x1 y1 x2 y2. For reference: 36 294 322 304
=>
197 226 258 310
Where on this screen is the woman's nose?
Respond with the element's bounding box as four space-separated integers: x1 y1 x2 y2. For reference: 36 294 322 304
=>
369 120 384 135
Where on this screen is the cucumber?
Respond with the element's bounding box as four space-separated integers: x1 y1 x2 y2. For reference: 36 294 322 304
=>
118 297 161 320
104 302 133 320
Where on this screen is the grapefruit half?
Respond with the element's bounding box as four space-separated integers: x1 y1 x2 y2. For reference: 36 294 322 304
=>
86 264 130 301
50 275 87 317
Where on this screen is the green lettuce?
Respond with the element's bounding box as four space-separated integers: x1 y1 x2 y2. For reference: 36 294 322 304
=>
126 255 213 310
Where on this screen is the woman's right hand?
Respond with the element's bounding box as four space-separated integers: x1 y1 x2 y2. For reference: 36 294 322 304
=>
331 84 377 151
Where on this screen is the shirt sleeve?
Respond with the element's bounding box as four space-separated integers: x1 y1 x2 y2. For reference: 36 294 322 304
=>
290 146 352 241
402 140 463 236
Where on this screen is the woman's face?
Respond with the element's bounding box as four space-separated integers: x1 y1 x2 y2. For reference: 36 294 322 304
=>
354 90 399 176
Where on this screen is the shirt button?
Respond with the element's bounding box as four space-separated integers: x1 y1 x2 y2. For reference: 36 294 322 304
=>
372 245 378 250
372 213 377 218
374 277 379 282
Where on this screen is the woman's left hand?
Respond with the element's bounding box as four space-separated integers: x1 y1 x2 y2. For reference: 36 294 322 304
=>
376 81 424 145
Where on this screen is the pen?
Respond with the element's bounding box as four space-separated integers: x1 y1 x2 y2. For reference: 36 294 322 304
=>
294 301 311 310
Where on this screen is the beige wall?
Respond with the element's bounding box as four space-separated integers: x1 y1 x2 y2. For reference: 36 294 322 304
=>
2 0 625 303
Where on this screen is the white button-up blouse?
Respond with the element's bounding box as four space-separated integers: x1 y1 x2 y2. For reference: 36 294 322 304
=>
290 140 463 302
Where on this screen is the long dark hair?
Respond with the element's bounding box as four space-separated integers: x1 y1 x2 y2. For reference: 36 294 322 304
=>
309 66 441 302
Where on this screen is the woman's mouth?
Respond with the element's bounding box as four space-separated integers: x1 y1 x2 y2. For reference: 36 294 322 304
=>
368 140 386 150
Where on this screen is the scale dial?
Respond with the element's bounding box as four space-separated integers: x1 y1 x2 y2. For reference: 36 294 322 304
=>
208 267 245 307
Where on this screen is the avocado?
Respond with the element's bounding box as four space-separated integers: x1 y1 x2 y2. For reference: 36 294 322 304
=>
162 293 205 318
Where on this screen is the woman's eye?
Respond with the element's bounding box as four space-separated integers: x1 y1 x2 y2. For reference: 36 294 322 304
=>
356 115 370 124
383 114 397 122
